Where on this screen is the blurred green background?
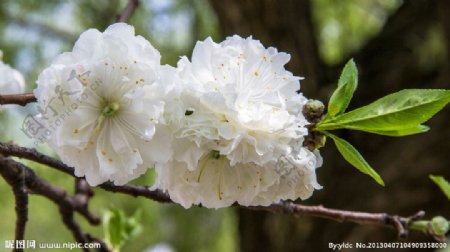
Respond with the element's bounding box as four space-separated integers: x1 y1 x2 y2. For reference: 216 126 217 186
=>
1 0 448 251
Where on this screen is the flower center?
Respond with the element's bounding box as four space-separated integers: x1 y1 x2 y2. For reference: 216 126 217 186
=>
94 101 121 132
102 101 120 117
211 150 221 159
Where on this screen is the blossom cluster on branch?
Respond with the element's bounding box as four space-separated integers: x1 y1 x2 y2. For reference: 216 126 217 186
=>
0 50 25 106
17 23 322 209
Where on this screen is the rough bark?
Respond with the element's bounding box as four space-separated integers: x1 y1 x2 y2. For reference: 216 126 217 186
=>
208 0 450 251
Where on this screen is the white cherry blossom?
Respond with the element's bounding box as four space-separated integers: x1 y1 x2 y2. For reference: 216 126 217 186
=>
0 51 25 97
34 23 172 185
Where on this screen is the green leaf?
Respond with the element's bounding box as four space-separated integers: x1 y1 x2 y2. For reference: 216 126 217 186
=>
124 210 142 240
103 208 143 252
359 125 430 137
327 59 358 116
103 209 123 251
325 132 385 186
430 175 450 201
317 89 450 132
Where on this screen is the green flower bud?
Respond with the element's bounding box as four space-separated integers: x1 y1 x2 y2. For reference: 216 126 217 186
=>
431 216 449 236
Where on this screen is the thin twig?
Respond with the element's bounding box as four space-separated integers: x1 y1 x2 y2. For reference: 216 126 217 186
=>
75 178 101 225
249 203 425 238
116 0 140 23
0 142 433 239
99 182 171 203
0 93 36 106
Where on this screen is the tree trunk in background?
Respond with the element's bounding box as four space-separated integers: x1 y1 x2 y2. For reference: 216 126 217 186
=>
208 0 450 251
209 0 323 97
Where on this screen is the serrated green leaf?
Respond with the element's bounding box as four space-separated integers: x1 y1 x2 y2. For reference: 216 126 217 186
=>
430 175 450 201
325 132 385 186
327 59 358 117
359 125 430 137
317 89 450 132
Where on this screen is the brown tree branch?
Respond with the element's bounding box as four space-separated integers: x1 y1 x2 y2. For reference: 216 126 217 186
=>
99 182 171 203
0 142 172 203
116 0 140 23
59 206 90 251
12 169 28 252
0 156 108 251
249 203 426 238
75 178 100 223
0 142 74 175
0 142 440 240
0 93 37 106
0 158 28 252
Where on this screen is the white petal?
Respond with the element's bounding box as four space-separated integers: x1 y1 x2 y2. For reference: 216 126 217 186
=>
157 154 279 208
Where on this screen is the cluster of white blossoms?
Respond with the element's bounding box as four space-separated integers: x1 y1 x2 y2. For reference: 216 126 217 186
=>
0 50 25 98
33 23 322 208
156 36 322 208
